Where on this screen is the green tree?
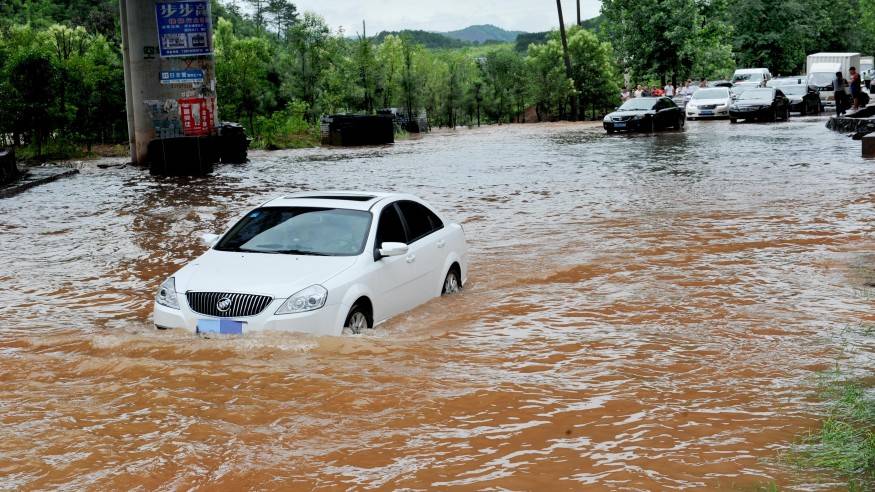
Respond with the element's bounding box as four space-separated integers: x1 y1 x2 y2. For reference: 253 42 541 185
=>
214 18 274 133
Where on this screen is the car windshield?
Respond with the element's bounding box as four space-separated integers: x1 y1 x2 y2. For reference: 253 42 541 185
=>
733 72 764 82
782 85 807 96
771 77 804 86
692 88 729 99
738 88 774 101
215 207 372 256
617 98 657 111
809 73 834 86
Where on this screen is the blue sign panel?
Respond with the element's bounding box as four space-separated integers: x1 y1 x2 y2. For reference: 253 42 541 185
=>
160 69 205 84
155 1 212 58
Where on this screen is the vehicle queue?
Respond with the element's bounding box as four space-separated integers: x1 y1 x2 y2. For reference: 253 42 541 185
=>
604 53 872 134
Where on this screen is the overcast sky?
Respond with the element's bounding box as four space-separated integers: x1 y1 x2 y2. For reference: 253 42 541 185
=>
287 0 603 35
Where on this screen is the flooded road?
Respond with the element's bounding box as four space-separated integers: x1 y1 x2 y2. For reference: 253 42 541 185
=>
2 117 875 490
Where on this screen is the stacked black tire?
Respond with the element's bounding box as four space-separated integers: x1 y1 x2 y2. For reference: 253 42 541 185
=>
0 148 19 186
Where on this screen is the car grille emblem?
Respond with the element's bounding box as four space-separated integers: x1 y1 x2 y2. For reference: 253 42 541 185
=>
216 297 233 313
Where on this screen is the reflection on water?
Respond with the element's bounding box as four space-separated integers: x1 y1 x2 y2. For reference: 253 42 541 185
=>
1 119 874 490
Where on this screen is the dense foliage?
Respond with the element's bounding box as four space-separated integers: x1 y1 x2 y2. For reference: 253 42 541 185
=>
602 0 875 83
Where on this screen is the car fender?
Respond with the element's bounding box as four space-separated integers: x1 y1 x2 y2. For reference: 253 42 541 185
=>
334 283 374 331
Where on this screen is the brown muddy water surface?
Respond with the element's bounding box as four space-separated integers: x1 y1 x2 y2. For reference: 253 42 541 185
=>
2 119 875 490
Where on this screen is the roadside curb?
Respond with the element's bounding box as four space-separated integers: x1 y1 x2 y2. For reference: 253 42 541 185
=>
0 168 80 199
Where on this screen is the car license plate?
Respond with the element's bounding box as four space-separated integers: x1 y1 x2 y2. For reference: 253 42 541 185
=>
197 319 244 335
700 110 714 116
614 122 626 128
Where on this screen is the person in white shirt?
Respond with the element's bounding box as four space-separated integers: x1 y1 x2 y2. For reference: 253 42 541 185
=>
664 83 675 97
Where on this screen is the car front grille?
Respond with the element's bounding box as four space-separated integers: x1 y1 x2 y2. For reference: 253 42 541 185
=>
185 292 273 318
699 104 718 110
612 115 633 122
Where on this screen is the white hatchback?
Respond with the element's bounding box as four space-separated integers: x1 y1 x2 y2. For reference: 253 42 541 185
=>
153 192 468 336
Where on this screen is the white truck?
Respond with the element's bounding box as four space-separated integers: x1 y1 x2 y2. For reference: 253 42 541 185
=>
806 52 861 106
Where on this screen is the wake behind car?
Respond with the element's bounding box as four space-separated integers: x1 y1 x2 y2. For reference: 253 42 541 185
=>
603 97 685 133
153 192 468 336
729 88 790 123
686 87 732 119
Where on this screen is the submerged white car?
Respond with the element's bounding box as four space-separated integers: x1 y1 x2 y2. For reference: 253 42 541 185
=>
686 87 732 119
153 192 468 336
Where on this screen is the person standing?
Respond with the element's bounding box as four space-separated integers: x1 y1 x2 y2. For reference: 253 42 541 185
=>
849 66 862 110
621 87 631 101
835 71 848 116
664 82 675 98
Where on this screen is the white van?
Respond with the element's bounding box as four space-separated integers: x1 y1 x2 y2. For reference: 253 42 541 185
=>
732 68 772 88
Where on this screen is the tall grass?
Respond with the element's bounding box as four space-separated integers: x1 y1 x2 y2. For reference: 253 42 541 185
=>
789 369 875 489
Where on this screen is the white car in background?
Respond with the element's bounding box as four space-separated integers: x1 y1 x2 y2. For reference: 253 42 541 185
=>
686 87 732 119
153 192 468 336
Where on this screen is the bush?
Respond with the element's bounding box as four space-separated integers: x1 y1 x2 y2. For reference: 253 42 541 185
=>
252 102 319 150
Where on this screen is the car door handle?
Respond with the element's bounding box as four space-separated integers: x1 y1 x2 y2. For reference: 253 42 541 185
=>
437 240 446 249
406 254 416 263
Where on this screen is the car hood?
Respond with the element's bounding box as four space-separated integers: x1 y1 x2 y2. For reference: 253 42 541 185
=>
606 109 655 118
733 100 772 106
174 250 359 297
689 98 730 106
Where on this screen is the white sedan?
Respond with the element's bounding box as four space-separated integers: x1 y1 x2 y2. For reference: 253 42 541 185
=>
153 192 468 336
686 87 732 119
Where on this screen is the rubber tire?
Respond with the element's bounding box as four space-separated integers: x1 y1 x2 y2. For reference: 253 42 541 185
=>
442 269 462 295
730 118 737 124
800 104 807 116
606 128 615 134
769 108 777 122
784 107 790 121
343 304 371 335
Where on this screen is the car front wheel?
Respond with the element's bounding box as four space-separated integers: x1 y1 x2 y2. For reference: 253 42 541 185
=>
343 304 371 335
442 269 461 295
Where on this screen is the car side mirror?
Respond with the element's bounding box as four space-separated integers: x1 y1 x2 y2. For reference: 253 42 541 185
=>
379 242 408 258
200 233 220 247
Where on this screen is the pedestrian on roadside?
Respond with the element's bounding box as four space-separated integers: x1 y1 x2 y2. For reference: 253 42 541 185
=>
664 82 675 97
699 78 708 88
849 66 862 110
835 71 848 116
642 86 651 97
634 85 643 98
652 86 664 97
621 87 631 101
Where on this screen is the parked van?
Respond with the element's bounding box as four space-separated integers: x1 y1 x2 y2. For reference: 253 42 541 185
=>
732 68 772 88
806 52 860 106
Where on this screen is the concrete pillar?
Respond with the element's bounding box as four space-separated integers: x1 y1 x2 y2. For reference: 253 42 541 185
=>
862 134 875 157
119 0 219 166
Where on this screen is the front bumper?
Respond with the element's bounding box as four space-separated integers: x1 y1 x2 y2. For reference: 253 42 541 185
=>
604 118 646 131
686 106 729 118
729 107 770 120
154 295 345 336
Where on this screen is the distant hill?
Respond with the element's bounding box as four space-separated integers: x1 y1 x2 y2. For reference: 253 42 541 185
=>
373 30 469 49
515 16 606 52
443 24 524 44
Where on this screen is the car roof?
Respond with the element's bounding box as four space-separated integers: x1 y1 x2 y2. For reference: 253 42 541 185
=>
260 191 416 211
736 68 769 73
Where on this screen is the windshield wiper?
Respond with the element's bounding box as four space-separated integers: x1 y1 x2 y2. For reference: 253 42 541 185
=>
278 249 332 256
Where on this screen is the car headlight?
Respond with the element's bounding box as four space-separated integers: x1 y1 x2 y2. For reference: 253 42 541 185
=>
156 277 180 310
275 285 328 315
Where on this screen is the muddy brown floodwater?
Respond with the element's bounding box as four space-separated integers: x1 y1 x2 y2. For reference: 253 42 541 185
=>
2 118 875 490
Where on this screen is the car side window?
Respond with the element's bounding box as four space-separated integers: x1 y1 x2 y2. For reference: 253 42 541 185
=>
655 99 667 110
376 204 407 246
398 201 443 243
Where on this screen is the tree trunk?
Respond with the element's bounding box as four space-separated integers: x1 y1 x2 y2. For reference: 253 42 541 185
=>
556 0 578 121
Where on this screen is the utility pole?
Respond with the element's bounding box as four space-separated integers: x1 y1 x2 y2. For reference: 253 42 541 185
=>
577 0 582 26
556 0 578 120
